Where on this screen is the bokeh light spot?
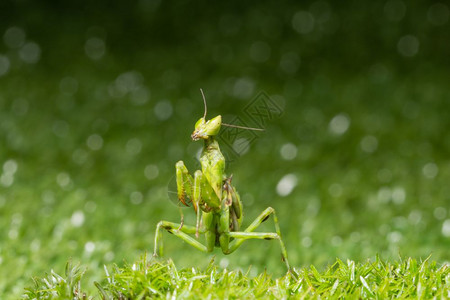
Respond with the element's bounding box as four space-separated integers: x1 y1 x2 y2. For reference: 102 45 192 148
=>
388 231 402 243
56 172 71 188
0 173 14 187
41 190 55 204
391 187 406 205
126 138 142 155
219 258 229 268
328 183 343 197
30 239 41 252
302 236 312 248
422 162 438 179
85 201 97 213
71 210 85 227
19 42 41 64
1 159 17 187
433 207 447 220
408 210 422 225
350 231 361 242
378 187 391 203
442 219 450 237
112 71 144 97
130 191 143 205
360 135 378 153
0 55 10 76
72 149 89 165
276 173 298 197
9 228 18 240
84 241 95 253
87 134 104 150
104 251 115 262
3 27 26 48
280 143 298 160
292 11 315 34
397 35 419 57
331 235 342 246
427 3 449 26
232 77 254 99
130 87 150 106
329 114 350 135
85 37 105 60
154 100 173 121
3 159 18 174
144 164 159 180
384 0 406 22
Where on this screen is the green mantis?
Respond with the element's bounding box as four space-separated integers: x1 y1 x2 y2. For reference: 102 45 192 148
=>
153 90 292 272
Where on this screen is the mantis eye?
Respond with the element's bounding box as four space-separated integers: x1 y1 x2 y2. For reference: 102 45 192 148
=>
204 115 222 136
194 118 205 129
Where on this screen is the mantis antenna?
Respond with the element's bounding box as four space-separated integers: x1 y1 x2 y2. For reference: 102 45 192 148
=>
199 88 264 132
222 123 265 131
200 88 207 119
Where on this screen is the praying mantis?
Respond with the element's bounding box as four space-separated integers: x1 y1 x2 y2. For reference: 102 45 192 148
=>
153 89 292 272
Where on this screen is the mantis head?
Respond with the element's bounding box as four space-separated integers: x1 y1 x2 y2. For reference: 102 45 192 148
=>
190 89 264 141
191 88 221 141
191 115 222 141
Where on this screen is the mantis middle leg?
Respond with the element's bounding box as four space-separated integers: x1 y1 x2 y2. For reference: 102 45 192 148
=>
153 221 208 257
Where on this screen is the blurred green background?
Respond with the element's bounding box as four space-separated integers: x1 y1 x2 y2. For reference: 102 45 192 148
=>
1 0 450 297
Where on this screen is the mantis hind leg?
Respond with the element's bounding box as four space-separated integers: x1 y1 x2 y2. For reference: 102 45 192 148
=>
224 207 292 272
153 221 208 257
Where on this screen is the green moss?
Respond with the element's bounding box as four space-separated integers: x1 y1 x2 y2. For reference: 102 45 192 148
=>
24 255 450 299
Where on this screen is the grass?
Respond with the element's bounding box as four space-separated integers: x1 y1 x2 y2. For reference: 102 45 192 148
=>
24 254 450 299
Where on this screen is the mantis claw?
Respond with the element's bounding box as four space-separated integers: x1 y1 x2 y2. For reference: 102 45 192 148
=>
288 268 299 281
179 197 189 207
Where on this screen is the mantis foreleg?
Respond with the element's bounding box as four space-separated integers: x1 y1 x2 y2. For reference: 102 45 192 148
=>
175 161 195 231
175 161 193 207
193 170 203 238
